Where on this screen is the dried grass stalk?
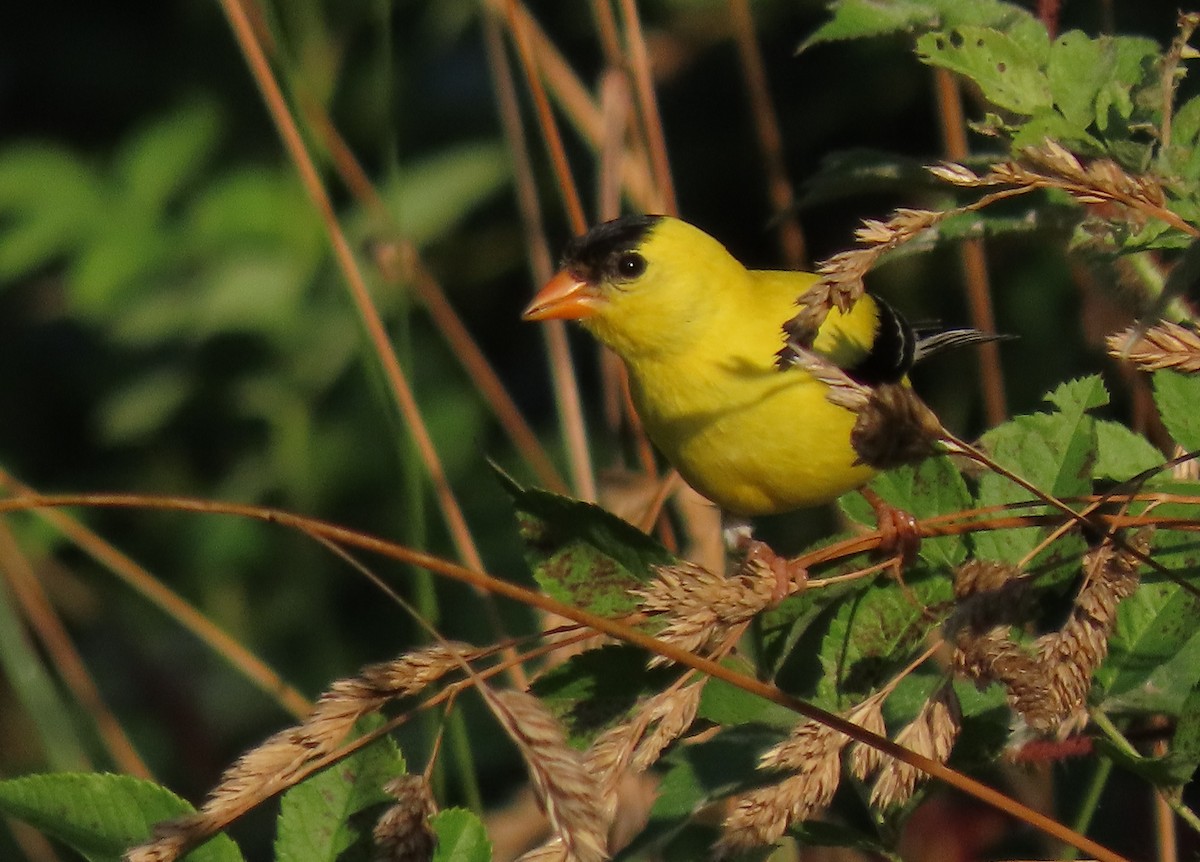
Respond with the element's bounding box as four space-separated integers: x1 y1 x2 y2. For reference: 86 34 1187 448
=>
869 686 960 810
374 775 438 862
514 839 570 862
481 687 607 862
850 384 946 469
585 682 705 829
951 534 1149 736
634 562 775 665
1107 321 1200 373
1031 533 1148 733
125 643 474 862
948 560 1033 635
780 208 950 353
780 347 872 411
846 694 889 782
717 719 847 853
629 682 705 772
785 138 1190 366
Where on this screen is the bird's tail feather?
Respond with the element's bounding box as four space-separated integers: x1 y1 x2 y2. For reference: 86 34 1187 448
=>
912 327 1015 363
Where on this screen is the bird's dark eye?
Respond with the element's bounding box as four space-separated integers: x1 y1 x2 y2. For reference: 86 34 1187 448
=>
614 251 646 279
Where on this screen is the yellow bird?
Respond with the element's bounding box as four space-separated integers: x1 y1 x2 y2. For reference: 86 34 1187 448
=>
523 214 988 520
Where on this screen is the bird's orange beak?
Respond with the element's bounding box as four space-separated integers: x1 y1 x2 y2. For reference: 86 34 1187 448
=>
521 270 603 321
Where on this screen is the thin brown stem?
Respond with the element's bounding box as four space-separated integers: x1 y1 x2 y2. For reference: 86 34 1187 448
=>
0 522 150 778
0 468 311 718
483 0 658 210
484 14 598 502
933 68 1007 425
218 0 485 574
590 0 624 68
728 0 806 269
296 91 568 495
501 0 587 233
618 0 677 214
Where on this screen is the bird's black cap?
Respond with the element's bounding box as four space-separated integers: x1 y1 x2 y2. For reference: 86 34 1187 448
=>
562 214 663 282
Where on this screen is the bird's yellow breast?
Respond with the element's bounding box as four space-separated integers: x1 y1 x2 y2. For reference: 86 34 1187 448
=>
623 271 878 516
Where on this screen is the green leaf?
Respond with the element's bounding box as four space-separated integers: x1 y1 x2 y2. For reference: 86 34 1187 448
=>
1043 373 1109 414
1093 420 1165 483
1047 31 1115 131
697 675 797 729
916 26 1053 115
1098 523 1200 715
756 577 859 679
840 456 971 568
1095 36 1160 131
532 645 679 744
114 100 221 215
499 470 677 616
973 377 1103 562
816 568 953 707
432 809 492 862
620 725 784 859
0 578 90 771
799 0 939 50
0 144 105 279
1154 370 1200 451
380 142 510 247
188 168 324 259
98 368 192 444
1165 684 1200 784
0 773 243 862
275 734 407 862
800 0 1036 51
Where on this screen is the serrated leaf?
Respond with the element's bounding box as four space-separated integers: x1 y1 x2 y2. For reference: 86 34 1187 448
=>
913 0 1035 30
1048 31 1115 131
0 773 243 862
816 569 953 707
275 734 406 862
1093 420 1166 483
532 645 678 744
432 809 491 862
1044 375 1109 413
1154 370 1200 451
1163 95 1200 182
499 469 677 616
973 378 1102 562
1096 36 1160 131
799 0 938 51
839 456 971 568
1097 518 1200 715
1009 112 1104 153
916 26 1052 115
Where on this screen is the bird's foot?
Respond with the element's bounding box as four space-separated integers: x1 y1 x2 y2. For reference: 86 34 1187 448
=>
737 538 808 605
861 488 921 566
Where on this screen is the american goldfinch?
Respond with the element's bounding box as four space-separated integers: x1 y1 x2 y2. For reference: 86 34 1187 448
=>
523 214 989 518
